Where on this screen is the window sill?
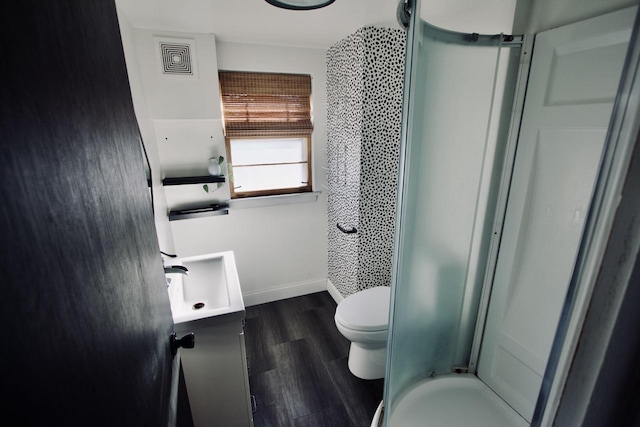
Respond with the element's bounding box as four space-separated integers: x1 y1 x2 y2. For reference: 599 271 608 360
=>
228 191 321 210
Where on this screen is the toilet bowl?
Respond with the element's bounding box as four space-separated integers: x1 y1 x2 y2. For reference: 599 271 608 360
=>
334 286 391 380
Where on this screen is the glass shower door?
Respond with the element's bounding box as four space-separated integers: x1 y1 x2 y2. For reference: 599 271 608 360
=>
384 0 523 421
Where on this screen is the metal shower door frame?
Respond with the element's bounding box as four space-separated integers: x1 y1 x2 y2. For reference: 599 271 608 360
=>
467 34 534 373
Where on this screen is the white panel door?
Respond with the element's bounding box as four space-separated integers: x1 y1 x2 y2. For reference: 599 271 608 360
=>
477 7 636 422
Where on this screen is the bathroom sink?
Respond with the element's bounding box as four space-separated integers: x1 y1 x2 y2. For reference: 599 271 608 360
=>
166 251 245 325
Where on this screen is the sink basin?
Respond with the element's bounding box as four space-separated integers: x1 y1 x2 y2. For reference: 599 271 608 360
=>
167 251 245 324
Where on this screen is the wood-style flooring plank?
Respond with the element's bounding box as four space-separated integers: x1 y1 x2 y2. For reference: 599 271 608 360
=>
245 316 277 375
256 299 310 345
326 356 384 427
303 305 351 362
292 404 353 427
246 291 383 427
274 338 342 419
250 369 292 427
287 292 328 311
252 402 291 427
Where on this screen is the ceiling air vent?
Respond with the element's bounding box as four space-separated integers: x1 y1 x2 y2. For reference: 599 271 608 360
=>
155 37 198 78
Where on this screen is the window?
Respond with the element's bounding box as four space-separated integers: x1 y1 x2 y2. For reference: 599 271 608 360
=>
219 71 313 198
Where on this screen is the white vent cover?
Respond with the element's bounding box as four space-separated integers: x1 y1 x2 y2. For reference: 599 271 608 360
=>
154 37 198 78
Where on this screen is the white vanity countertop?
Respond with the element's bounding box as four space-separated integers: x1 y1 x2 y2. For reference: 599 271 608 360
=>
167 250 245 330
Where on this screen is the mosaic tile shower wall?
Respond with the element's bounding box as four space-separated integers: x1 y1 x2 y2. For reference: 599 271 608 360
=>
327 26 406 297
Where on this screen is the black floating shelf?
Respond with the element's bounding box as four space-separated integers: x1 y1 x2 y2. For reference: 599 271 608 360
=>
162 175 225 186
169 204 229 221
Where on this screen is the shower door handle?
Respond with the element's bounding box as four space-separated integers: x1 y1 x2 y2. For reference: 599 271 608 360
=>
337 223 357 234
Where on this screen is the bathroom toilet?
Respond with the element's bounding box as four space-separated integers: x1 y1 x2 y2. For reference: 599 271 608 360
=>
335 286 391 380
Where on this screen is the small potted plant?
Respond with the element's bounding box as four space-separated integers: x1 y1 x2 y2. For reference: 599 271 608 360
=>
208 155 224 176
204 155 224 194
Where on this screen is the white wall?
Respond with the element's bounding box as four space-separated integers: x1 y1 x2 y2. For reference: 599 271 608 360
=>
118 19 328 305
513 0 638 33
132 29 222 120
168 41 329 306
422 0 517 33
420 0 637 37
420 0 638 34
116 9 176 255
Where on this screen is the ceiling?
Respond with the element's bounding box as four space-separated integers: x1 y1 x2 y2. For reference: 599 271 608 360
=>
116 0 400 49
115 0 517 49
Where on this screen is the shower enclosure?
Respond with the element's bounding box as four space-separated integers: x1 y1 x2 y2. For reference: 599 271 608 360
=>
385 0 525 412
383 0 639 425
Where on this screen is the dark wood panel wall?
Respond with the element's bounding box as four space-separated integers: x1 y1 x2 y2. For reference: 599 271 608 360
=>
0 2 177 425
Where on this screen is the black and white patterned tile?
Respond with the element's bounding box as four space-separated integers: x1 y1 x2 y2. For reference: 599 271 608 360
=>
327 27 406 297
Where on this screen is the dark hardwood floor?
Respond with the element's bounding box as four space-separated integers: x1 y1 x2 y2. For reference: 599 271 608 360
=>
245 291 384 427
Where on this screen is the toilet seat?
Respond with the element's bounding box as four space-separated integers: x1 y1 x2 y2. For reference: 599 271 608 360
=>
335 286 391 332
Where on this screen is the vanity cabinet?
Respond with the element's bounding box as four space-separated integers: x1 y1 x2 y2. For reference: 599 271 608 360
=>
176 314 253 427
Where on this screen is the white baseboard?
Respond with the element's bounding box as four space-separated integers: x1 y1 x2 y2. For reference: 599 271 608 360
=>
242 278 328 307
327 278 344 304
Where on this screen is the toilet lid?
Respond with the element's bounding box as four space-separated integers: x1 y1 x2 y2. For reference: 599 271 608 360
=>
336 286 391 332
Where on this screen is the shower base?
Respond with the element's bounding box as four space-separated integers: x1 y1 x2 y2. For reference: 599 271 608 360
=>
383 374 528 426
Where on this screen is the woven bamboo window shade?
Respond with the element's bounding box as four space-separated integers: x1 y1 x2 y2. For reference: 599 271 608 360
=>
219 71 313 138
